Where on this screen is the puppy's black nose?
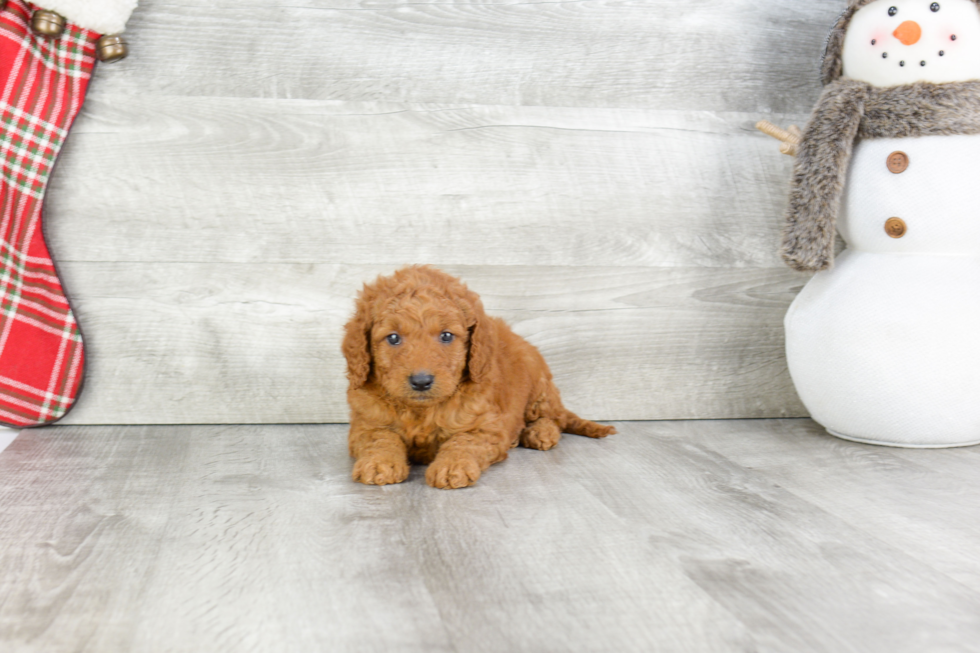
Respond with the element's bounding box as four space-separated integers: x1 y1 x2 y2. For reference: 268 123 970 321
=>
409 372 435 392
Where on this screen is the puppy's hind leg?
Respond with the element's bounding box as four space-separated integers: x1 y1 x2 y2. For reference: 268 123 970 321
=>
523 375 615 442
519 418 562 451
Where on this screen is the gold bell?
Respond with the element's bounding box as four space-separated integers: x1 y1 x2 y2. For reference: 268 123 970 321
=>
96 35 128 63
31 9 66 38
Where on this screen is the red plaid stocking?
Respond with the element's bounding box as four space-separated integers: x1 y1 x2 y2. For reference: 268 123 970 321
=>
0 1 98 427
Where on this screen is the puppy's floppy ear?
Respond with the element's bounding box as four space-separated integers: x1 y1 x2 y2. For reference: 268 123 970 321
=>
342 286 374 390
452 285 495 384
467 305 495 384
435 270 496 383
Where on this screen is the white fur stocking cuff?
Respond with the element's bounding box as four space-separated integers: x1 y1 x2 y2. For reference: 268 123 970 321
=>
33 0 137 34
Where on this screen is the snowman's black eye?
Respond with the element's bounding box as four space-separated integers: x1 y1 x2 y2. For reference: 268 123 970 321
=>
931 3 940 11
889 6 898 15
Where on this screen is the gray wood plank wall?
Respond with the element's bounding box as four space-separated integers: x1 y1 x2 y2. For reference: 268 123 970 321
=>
46 0 844 424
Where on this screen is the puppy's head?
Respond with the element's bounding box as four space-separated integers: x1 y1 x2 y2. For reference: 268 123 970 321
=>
342 266 495 404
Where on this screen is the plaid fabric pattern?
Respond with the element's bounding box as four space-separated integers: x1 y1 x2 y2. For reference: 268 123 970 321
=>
0 1 97 427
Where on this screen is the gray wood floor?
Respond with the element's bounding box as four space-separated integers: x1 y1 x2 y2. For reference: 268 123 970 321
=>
2 420 979 652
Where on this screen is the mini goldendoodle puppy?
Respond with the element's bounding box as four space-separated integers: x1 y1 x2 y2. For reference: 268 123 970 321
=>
342 265 616 489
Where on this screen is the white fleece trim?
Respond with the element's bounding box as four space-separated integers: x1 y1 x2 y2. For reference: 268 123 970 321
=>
33 0 138 34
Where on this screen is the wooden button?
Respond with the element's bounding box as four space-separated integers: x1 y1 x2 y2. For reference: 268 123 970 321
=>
887 151 909 174
31 9 66 38
885 217 907 238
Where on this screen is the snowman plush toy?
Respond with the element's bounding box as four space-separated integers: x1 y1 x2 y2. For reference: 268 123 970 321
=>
778 0 980 447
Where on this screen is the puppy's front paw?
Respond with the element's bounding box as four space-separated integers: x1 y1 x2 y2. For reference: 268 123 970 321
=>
352 454 410 486
520 419 562 451
426 455 482 489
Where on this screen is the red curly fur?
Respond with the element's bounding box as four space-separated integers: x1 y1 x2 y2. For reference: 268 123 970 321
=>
342 265 616 489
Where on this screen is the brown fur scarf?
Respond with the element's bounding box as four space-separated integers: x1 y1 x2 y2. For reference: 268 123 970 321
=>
782 79 980 271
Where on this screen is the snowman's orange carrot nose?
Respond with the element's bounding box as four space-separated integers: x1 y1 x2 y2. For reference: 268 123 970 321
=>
894 21 922 46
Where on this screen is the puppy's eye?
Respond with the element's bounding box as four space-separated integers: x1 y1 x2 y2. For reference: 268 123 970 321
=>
889 6 898 15
386 333 401 346
439 332 455 344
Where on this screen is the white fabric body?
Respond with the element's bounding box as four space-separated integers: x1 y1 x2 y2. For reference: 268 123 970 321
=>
842 0 980 87
785 134 980 447
33 0 137 34
839 134 980 253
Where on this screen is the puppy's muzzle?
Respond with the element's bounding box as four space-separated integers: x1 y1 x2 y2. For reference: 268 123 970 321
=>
409 372 435 392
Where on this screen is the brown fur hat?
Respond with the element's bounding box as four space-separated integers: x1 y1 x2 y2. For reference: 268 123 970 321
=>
821 0 980 85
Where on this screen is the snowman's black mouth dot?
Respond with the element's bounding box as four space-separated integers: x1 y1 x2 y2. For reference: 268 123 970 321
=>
883 52 889 58
872 39 877 45
921 61 927 66
900 60 906 66
952 34 958 40
940 50 945 56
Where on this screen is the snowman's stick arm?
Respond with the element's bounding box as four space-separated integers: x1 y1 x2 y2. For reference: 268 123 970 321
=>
756 120 801 157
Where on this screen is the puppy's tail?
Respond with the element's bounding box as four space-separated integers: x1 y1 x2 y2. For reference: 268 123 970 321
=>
560 409 616 438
